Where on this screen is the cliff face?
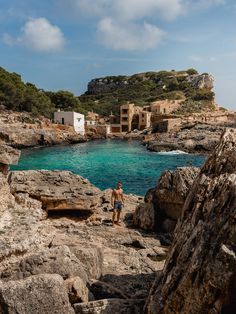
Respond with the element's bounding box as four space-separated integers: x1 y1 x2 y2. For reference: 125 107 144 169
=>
145 128 236 314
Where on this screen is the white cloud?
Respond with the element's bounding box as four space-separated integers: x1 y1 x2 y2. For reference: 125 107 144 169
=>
3 18 66 52
114 0 183 21
97 18 165 51
190 55 217 63
187 0 225 10
65 0 184 21
56 0 225 52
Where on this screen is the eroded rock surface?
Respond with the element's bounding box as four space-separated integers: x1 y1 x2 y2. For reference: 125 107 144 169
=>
145 128 236 314
0 110 86 148
9 170 102 213
0 169 163 313
0 274 74 314
134 167 200 233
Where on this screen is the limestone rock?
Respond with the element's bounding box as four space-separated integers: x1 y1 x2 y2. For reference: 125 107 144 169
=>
0 246 88 283
187 73 214 89
65 276 89 304
73 298 145 314
0 274 74 314
89 279 129 300
145 129 236 314
0 144 20 165
133 202 155 230
52 234 103 279
9 170 102 213
133 167 200 232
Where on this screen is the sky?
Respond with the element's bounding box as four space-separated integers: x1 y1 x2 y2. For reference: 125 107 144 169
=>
0 0 236 109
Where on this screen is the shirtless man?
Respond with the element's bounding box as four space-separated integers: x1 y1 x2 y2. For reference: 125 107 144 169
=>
111 182 124 226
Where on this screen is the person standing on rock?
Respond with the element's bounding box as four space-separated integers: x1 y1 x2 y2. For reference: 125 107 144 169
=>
111 182 124 226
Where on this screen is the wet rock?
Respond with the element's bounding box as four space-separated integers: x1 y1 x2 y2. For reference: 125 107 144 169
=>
0 274 74 314
145 129 236 314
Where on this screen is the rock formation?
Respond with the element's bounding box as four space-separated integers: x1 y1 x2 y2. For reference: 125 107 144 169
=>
0 110 86 149
146 123 224 154
186 73 214 90
0 158 163 313
0 144 20 175
145 128 236 313
134 167 200 233
9 170 102 214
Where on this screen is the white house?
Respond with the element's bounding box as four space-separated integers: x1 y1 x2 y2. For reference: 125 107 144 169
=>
54 111 85 135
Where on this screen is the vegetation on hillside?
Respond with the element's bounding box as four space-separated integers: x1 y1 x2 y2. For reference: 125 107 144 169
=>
0 66 215 118
79 69 215 116
0 67 85 117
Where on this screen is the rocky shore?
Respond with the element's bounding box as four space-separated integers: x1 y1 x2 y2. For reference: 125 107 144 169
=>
1 123 236 313
0 110 86 149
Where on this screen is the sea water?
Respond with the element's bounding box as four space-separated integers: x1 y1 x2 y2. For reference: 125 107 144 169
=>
11 139 205 196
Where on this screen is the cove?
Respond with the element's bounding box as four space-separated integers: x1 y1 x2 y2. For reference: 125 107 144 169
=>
11 139 205 196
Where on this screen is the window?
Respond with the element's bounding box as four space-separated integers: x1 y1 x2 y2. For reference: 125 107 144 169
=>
62 118 65 125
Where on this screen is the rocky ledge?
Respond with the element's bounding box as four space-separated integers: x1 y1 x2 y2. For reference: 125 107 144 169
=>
145 128 236 313
0 144 165 313
0 110 86 149
1 128 236 313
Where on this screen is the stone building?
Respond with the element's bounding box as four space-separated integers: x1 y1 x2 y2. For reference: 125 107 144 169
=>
139 111 152 130
54 111 85 135
120 103 142 132
153 118 182 133
150 100 182 114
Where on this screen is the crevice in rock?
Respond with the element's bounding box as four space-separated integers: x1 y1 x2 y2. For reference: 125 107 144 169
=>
47 209 93 220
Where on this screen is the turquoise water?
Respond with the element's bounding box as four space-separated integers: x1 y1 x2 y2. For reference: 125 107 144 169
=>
11 139 205 195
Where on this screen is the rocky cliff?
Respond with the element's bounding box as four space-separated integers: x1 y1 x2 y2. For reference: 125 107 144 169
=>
80 70 216 116
145 128 236 313
87 71 214 95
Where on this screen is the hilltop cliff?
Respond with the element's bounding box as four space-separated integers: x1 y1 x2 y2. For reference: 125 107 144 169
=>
80 69 216 115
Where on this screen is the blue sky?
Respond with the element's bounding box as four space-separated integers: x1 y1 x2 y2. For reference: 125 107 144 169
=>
0 0 236 109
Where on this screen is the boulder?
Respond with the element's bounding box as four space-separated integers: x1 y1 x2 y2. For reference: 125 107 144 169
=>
0 274 74 314
51 234 104 279
0 144 20 165
89 280 129 300
133 167 200 232
145 129 236 313
0 246 88 283
9 170 102 213
133 202 155 230
64 276 89 304
0 144 20 175
73 298 145 314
